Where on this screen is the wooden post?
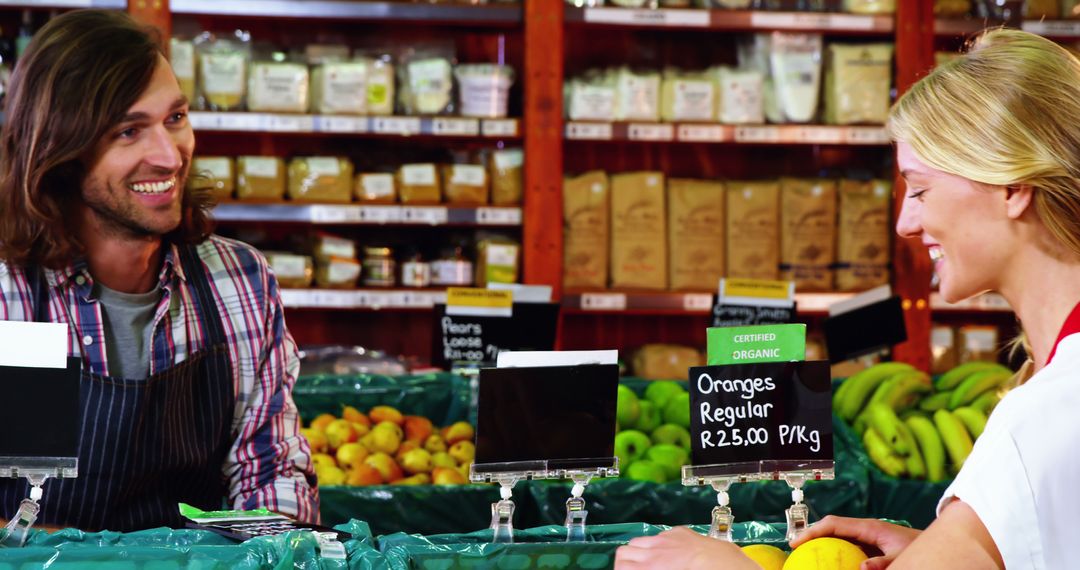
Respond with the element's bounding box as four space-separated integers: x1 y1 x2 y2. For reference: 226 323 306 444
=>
128 0 171 47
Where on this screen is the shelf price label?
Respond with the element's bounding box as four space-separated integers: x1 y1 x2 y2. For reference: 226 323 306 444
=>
320 115 368 133
475 207 522 226
734 126 781 143
683 294 714 312
845 127 889 145
482 119 519 137
1023 20 1080 38
677 124 727 142
187 112 221 130
217 113 264 131
749 11 877 31
265 114 313 132
401 207 449 225
797 126 844 144
583 7 709 27
433 118 480 136
373 116 423 136
309 206 352 224
580 293 627 311
566 122 614 140
359 206 403 224
627 123 674 141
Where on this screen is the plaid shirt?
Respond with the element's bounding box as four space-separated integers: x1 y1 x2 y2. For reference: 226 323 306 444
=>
0 235 319 523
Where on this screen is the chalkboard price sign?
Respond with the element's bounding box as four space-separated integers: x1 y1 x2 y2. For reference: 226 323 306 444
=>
688 360 833 467
711 295 797 328
431 303 559 369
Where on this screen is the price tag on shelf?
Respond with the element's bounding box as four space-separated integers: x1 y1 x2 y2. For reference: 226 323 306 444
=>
566 122 614 140
677 124 726 142
359 206 403 224
401 207 449 225
401 291 441 309
749 11 876 31
265 114 313 132
482 119 519 137
975 293 1011 311
734 126 781 143
845 127 889 145
797 126 844 144
217 113 264 131
320 115 368 133
433 118 480 136
580 293 627 311
187 112 221 130
627 123 674 141
309 206 351 224
1023 20 1080 38
365 291 408 310
372 116 423 136
475 207 522 226
683 294 714 312
583 7 709 27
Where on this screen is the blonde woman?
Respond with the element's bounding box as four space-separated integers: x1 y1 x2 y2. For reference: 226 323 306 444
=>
615 29 1080 570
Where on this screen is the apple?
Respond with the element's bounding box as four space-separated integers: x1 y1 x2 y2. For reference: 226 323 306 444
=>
346 464 383 486
335 442 369 471
392 473 431 486
309 413 337 433
317 465 347 486
444 421 475 445
614 430 651 469
369 405 405 426
404 416 435 443
350 422 371 438
342 405 371 428
311 453 336 471
617 385 641 429
395 440 421 463
432 467 468 485
325 419 359 451
400 448 434 475
645 443 688 482
449 440 475 464
645 381 686 409
431 452 457 469
662 392 691 429
369 422 403 454
457 460 473 480
300 428 329 454
364 452 404 483
651 424 692 452
424 434 448 454
625 460 666 484
636 401 663 434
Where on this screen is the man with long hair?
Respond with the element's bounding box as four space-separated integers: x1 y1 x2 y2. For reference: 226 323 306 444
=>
0 10 318 530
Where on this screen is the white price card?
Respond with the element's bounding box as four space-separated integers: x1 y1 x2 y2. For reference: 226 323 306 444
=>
433 118 480 136
627 123 674 141
845 126 889 145
482 119 519 137
265 114 313 132
309 206 351 224
359 206 402 224
475 207 522 226
798 126 844 144
749 11 877 31
583 7 709 27
734 126 781 143
580 293 627 311
566 122 614 140
1023 20 1080 38
320 115 368 133
218 113 264 131
677 124 726 142
187 112 221 130
0 321 68 369
372 116 423 136
400 291 441 308
402 206 449 225
682 294 714 312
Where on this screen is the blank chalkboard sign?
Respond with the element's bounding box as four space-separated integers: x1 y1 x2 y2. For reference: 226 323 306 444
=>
0 357 81 461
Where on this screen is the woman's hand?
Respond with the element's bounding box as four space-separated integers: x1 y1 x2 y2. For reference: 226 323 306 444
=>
615 526 761 570
791 516 922 570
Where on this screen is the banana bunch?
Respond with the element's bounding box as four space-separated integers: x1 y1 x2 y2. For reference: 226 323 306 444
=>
835 361 1012 481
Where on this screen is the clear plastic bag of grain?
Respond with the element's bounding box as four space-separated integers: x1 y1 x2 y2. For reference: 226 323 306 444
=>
312 233 357 262
442 164 489 205
236 156 286 201
315 256 361 289
489 148 523 206
726 181 780 280
396 163 441 204
354 172 396 203
265 251 314 288
287 157 353 203
247 60 310 113
188 156 235 201
311 60 368 115
169 37 196 103
780 178 837 292
836 179 892 291
193 30 251 111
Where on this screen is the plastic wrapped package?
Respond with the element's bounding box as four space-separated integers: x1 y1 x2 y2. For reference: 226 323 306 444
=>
442 164 489 204
780 178 837 291
194 30 251 111
247 61 309 113
302 43 350 65
265 251 314 288
399 48 455 116
312 233 357 263
611 172 667 289
489 148 523 206
396 163 441 204
476 238 519 286
455 64 514 118
315 256 361 289
287 157 353 203
566 76 617 121
1025 0 1059 18
169 38 196 103
668 178 725 290
632 344 703 380
660 71 717 122
769 33 823 123
843 0 895 12
296 346 409 378
362 55 396 116
934 0 972 14
825 44 894 125
727 180 780 280
236 156 285 200
564 171 609 289
738 35 784 124
354 172 396 203
713 67 764 124
614 68 661 122
311 61 368 115
837 179 891 291
189 156 235 201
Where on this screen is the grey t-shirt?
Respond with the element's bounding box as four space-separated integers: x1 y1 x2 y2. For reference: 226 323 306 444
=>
94 282 162 379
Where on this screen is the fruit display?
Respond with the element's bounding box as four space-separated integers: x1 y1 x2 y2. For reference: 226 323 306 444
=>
615 382 693 483
834 361 1012 481
781 537 867 570
300 405 476 487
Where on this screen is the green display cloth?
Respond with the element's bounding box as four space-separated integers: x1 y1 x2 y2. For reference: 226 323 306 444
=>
292 373 472 427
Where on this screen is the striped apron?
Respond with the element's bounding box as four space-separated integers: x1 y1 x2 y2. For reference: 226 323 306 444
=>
1 244 236 531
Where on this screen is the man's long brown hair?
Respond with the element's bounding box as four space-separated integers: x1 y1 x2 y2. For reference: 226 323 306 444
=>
0 9 213 270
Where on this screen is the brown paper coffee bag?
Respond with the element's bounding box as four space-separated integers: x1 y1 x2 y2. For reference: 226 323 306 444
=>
837 179 891 290
611 172 667 290
668 178 725 290
563 171 610 289
780 178 838 291
726 181 780 280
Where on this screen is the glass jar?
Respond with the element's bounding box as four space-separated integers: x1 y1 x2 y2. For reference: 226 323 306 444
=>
401 252 431 288
362 246 396 287
430 247 474 286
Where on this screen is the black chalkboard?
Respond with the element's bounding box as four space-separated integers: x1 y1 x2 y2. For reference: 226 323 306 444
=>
431 303 559 369
688 360 832 466
711 295 797 328
823 296 907 363
0 357 81 459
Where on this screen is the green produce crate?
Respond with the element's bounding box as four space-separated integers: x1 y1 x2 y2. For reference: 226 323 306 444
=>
293 373 473 427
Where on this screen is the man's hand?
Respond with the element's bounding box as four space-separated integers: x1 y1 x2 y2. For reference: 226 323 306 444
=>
615 527 762 570
791 516 922 570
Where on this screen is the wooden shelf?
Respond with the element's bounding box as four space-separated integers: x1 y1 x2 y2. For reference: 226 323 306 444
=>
213 203 522 226
281 288 447 310
188 112 520 139
565 7 893 34
564 122 889 145
561 291 856 315
172 0 522 25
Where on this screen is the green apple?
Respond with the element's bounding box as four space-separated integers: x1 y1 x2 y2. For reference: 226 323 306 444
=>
645 443 689 482
645 381 686 409
614 429 651 470
625 460 667 484
617 385 641 429
636 401 663 434
662 392 692 429
651 423 692 452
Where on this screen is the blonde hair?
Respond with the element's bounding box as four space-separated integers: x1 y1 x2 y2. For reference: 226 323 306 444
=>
888 29 1080 383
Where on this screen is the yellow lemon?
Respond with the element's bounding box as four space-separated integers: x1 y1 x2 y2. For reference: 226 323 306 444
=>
741 544 788 570
783 538 867 570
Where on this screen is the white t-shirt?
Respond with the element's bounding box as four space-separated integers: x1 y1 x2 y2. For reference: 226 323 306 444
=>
938 333 1080 569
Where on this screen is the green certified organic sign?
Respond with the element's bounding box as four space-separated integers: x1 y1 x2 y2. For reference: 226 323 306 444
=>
707 324 807 366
